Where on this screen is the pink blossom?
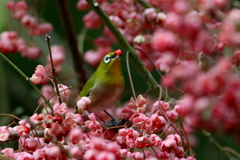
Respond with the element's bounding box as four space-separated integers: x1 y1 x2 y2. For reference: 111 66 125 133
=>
14 151 34 160
149 134 162 147
84 149 99 160
41 84 55 99
69 146 83 158
194 30 216 53
6 1 15 11
57 84 69 96
161 138 177 153
77 96 91 112
0 31 26 54
30 65 45 84
0 39 17 53
44 145 61 159
166 110 179 122
68 128 83 144
30 74 42 85
84 46 112 67
149 114 167 133
21 137 39 151
182 11 202 39
21 14 38 28
132 152 144 160
37 23 53 35
135 135 151 149
83 10 102 29
173 0 190 14
45 122 62 138
98 151 116 160
33 149 46 160
152 29 180 53
155 53 176 72
133 113 152 131
109 15 123 28
65 112 84 124
158 151 170 159
94 37 112 47
120 149 132 159
156 12 167 23
0 127 9 141
21 46 42 60
121 107 134 120
117 128 139 148
15 119 31 137
175 146 184 158
13 1 28 19
46 45 65 66
214 0 228 8
15 38 26 51
167 134 182 145
85 113 102 135
14 1 28 12
35 65 45 78
77 0 90 10
152 100 170 113
1 148 14 159
144 8 157 22
128 95 147 113
53 103 68 115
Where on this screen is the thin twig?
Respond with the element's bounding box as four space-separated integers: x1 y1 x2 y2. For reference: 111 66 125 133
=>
45 35 62 104
203 130 232 159
134 0 157 9
55 0 87 91
222 147 240 158
0 114 22 121
126 51 137 100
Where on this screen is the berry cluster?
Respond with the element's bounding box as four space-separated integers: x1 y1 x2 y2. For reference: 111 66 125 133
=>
6 1 53 36
0 1 53 60
0 31 41 59
30 45 65 85
0 93 194 160
77 0 240 142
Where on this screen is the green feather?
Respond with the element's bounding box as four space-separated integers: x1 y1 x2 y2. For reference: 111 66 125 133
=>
79 51 124 112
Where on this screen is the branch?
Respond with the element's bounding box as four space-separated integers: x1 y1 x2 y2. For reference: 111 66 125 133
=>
55 0 87 91
203 130 232 159
46 35 62 104
85 0 161 96
134 0 156 9
0 52 52 109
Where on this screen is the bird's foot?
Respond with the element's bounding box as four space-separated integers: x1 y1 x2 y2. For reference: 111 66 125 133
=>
104 110 118 126
110 117 118 126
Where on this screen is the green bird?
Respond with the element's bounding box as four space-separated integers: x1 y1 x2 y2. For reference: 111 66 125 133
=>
78 49 124 124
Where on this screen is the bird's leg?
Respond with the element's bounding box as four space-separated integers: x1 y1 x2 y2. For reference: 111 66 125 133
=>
85 111 90 116
104 110 118 126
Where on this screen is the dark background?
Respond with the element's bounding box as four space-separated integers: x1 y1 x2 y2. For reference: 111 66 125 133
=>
0 0 239 159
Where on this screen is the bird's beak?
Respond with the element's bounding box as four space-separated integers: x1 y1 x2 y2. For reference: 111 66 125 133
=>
113 55 119 60
112 53 120 60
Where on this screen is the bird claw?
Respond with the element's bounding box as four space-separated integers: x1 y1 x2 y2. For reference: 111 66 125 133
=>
111 118 118 126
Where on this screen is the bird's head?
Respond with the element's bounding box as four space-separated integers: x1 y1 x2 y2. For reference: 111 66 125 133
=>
97 49 123 74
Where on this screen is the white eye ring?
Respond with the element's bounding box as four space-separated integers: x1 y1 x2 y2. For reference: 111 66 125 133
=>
104 55 111 63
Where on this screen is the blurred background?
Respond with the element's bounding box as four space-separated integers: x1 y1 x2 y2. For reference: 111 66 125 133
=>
0 0 239 159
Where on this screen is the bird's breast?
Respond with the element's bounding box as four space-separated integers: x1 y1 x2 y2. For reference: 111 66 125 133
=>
87 81 124 113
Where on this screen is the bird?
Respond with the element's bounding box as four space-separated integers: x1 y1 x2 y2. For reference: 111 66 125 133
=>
78 49 124 125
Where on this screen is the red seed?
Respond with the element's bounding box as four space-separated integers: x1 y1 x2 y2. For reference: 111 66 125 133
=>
115 49 122 55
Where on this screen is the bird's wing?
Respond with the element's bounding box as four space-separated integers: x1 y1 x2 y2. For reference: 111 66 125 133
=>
80 76 96 97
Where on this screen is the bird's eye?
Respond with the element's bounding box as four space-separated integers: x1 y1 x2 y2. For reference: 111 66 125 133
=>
104 55 111 63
